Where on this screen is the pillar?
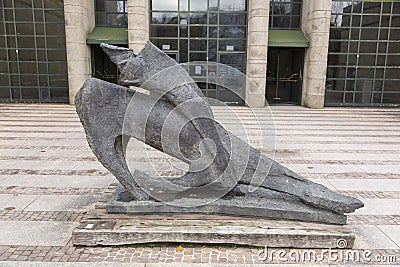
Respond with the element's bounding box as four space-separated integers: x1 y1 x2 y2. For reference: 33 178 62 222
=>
245 0 270 108
127 0 149 52
301 0 332 108
64 0 95 105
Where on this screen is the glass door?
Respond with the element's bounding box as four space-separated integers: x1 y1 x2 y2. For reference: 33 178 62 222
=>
266 48 304 104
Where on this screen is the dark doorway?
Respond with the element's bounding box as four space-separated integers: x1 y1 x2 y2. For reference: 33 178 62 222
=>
266 48 304 105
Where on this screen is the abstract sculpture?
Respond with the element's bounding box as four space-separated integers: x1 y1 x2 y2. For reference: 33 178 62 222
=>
75 41 363 225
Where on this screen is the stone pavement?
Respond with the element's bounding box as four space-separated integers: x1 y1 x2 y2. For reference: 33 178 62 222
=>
0 103 399 266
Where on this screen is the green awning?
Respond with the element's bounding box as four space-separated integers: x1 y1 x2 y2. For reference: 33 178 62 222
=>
86 27 128 45
268 30 309 48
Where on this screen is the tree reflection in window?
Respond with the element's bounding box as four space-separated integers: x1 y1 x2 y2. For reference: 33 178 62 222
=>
95 0 127 27
269 0 302 29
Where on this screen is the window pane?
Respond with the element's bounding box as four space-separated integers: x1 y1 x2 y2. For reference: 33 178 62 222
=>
152 12 178 24
151 25 178 37
189 13 207 24
189 0 207 11
219 13 246 25
189 26 207 37
152 0 178 11
220 0 246 11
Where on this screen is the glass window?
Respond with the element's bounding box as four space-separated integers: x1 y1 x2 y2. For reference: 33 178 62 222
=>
151 25 178 37
190 0 207 11
0 0 68 103
189 13 208 24
326 0 400 106
220 0 246 11
152 0 178 11
219 13 246 25
152 12 179 24
95 0 127 26
270 0 302 29
150 0 247 103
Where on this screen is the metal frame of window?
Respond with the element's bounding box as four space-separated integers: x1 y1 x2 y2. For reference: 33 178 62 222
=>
149 0 248 102
95 0 128 27
269 0 302 29
326 0 400 106
0 0 68 103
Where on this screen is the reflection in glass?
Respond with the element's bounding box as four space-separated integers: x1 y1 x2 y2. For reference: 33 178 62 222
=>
189 13 208 24
149 0 248 103
151 25 178 37
220 0 245 11
190 26 207 37
327 0 400 106
152 0 178 10
209 0 218 9
180 0 188 11
219 13 246 25
190 0 207 11
269 0 302 29
1 0 68 102
95 0 128 26
190 39 207 51
219 26 245 39
152 12 178 24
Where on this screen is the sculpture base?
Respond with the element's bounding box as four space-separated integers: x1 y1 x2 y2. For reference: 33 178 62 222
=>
72 184 355 248
73 218 355 248
106 185 347 225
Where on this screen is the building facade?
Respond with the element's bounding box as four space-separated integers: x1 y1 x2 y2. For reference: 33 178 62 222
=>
0 0 399 108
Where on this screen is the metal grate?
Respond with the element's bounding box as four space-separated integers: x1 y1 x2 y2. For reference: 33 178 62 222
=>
326 0 400 106
0 0 68 103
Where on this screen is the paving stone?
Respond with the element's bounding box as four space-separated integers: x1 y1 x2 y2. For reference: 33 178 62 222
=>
0 263 146 266
0 221 76 246
0 175 114 189
300 153 388 161
352 225 399 249
327 179 400 192
377 225 400 247
0 175 10 182
0 104 399 264
353 199 400 215
24 195 97 211
357 164 400 174
284 163 364 174
0 194 38 211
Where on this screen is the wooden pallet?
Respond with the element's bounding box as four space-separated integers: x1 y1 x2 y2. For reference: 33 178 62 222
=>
72 183 355 248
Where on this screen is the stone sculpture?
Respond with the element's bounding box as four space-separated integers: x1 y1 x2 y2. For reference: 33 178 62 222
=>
75 41 363 225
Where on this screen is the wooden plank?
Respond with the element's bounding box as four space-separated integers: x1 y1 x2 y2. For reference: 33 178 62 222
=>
72 217 355 248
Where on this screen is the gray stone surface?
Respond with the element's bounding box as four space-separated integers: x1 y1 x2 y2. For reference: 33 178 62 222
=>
378 225 400 248
0 175 114 188
0 194 38 211
74 42 363 224
0 263 336 267
25 195 97 211
352 225 399 249
327 179 400 192
0 221 76 246
353 199 400 215
0 264 145 267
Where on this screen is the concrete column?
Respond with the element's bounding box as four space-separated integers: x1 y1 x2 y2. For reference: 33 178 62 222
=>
301 0 332 108
127 0 149 52
64 0 95 105
245 0 270 108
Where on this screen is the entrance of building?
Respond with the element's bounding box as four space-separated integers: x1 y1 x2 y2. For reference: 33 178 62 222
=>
266 48 304 105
